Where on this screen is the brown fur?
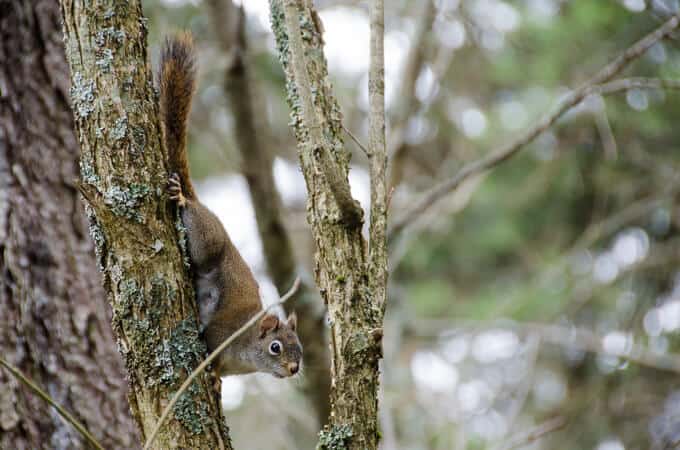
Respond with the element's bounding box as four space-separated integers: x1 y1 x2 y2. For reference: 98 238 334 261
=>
161 33 302 378
160 32 197 199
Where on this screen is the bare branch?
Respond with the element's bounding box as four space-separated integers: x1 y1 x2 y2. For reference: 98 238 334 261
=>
530 323 680 372
343 123 370 156
61 1 232 446
0 357 105 450
593 103 618 160
388 16 680 240
495 416 567 450
572 181 679 252
593 76 680 94
281 0 363 227
144 278 301 450
368 0 389 311
271 2 386 445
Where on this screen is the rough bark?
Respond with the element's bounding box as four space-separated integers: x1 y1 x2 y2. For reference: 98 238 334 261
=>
0 1 139 448
204 0 331 426
58 1 232 448
270 1 386 448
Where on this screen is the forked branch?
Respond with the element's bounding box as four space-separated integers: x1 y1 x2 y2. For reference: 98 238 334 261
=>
281 0 363 227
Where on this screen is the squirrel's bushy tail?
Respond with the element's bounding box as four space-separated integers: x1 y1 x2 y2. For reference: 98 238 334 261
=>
160 32 197 198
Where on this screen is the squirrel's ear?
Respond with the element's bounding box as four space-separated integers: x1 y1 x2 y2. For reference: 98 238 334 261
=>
287 312 297 332
259 314 279 338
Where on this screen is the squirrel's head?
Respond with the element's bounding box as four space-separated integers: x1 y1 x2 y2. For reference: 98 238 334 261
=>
254 312 302 378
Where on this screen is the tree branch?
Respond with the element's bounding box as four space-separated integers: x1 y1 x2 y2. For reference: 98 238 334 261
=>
593 76 680 94
281 0 363 227
270 1 385 447
494 416 567 450
503 334 541 435
60 2 231 447
343 123 370 156
368 0 388 312
388 15 680 240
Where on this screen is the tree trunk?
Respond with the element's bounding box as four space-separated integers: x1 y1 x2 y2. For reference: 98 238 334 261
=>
270 1 387 448
205 0 331 427
0 1 138 448
58 1 232 448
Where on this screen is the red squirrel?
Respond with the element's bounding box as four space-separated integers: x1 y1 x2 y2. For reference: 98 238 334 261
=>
160 33 302 378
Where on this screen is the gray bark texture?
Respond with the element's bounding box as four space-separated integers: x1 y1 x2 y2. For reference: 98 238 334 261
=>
270 1 388 448
0 1 139 448
205 0 331 427
58 1 232 448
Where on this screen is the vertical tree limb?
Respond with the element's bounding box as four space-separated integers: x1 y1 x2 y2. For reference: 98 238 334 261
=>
59 2 232 448
270 0 385 448
204 0 331 426
368 0 388 312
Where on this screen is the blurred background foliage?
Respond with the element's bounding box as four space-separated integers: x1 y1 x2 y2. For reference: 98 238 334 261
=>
144 0 679 449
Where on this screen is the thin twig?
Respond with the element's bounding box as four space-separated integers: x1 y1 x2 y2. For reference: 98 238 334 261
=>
143 277 301 450
0 357 105 450
503 334 541 434
592 76 680 95
281 0 363 227
342 123 370 156
572 184 678 252
388 16 680 240
494 416 567 450
593 105 618 160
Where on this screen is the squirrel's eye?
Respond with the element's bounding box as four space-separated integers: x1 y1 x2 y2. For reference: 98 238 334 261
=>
269 340 282 356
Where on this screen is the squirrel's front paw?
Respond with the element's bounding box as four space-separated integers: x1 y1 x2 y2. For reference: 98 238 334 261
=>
167 173 186 207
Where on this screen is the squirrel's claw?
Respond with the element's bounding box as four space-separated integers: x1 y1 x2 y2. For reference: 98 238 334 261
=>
167 173 187 207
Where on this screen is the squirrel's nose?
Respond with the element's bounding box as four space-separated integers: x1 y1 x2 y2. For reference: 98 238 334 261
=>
288 362 299 375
